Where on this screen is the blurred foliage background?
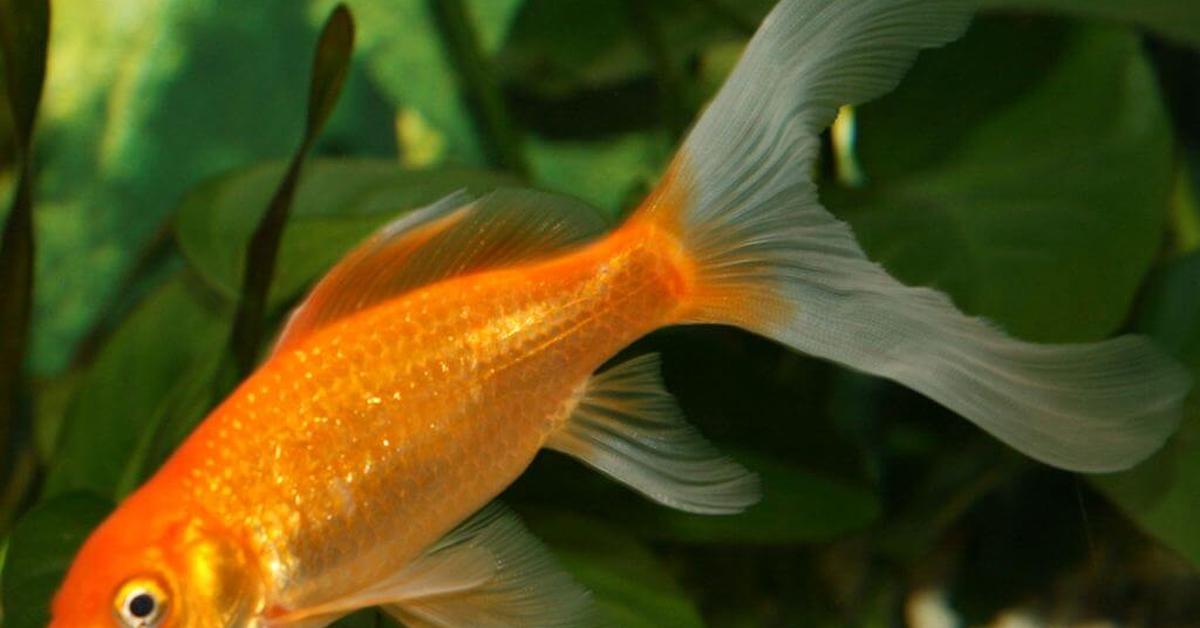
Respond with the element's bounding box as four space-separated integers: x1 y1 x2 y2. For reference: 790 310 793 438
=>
1 0 1199 626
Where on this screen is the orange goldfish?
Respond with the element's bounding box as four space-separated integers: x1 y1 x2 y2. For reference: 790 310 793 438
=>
51 0 1190 625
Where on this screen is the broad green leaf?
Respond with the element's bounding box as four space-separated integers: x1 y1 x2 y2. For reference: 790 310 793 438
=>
827 20 1174 342
43 275 227 499
984 0 1200 49
500 0 647 97
1093 252 1200 569
32 372 81 463
499 0 771 99
1171 159 1200 255
174 158 517 307
622 451 880 545
28 0 393 374
524 510 705 627
310 0 526 165
127 349 228 495
1095 402 1200 570
1134 256 1200 371
528 132 668 215
1 492 112 628
517 449 879 545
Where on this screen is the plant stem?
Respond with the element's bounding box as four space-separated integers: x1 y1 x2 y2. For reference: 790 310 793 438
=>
227 5 354 377
429 0 529 177
0 0 49 529
0 169 33 489
626 0 687 143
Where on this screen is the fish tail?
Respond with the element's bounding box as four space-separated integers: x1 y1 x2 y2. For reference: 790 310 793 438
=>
633 0 1191 471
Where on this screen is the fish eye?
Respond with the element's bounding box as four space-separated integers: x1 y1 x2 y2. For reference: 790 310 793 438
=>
113 577 168 627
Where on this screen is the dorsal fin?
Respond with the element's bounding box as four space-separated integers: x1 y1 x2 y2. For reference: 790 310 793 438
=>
271 188 610 356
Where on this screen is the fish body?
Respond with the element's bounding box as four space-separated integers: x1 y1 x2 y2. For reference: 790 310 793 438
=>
161 221 684 614
51 0 1190 626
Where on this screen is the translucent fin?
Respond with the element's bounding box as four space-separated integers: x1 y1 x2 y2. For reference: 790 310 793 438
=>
381 503 593 628
272 189 609 355
266 504 591 627
631 0 1190 471
546 354 760 514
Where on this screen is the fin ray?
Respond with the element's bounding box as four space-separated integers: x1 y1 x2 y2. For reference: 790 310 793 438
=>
381 503 593 628
272 189 609 355
547 354 760 514
268 504 591 627
633 0 1190 471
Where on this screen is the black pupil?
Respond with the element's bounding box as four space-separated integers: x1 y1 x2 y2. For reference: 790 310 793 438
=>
128 593 156 618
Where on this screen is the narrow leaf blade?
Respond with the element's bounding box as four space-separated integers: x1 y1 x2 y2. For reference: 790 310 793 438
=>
307 4 357 140
229 5 358 374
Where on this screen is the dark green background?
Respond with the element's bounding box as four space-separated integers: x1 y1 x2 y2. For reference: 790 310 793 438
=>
2 0 1199 626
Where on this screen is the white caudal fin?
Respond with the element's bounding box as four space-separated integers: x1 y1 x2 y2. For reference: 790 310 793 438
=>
632 0 1192 471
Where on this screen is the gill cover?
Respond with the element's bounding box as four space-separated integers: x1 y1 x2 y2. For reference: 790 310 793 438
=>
50 491 264 628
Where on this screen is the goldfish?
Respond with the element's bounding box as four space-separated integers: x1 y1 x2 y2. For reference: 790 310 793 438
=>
51 0 1190 625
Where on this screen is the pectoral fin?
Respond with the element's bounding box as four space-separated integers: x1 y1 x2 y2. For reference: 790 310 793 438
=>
547 354 760 515
267 504 591 627
381 503 592 627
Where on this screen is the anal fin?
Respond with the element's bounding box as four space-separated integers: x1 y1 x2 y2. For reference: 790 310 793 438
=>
547 354 760 515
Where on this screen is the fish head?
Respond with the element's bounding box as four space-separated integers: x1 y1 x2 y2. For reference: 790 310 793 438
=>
50 487 265 627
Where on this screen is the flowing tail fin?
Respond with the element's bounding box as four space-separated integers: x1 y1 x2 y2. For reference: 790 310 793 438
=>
635 0 1191 472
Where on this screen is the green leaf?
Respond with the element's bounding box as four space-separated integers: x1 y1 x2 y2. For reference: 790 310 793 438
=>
516 449 879 545
135 350 234 491
524 510 705 627
0 0 49 528
0 163 33 495
499 0 771 99
27 0 393 374
32 373 82 463
174 158 517 307
313 0 526 165
1 492 112 628
1092 252 1200 569
1172 160 1200 255
826 19 1174 342
622 451 880 545
429 0 529 174
1135 257 1200 373
230 4 357 374
983 0 1200 49
307 4 356 140
43 275 227 500
500 0 648 97
528 132 668 215
0 0 49 145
